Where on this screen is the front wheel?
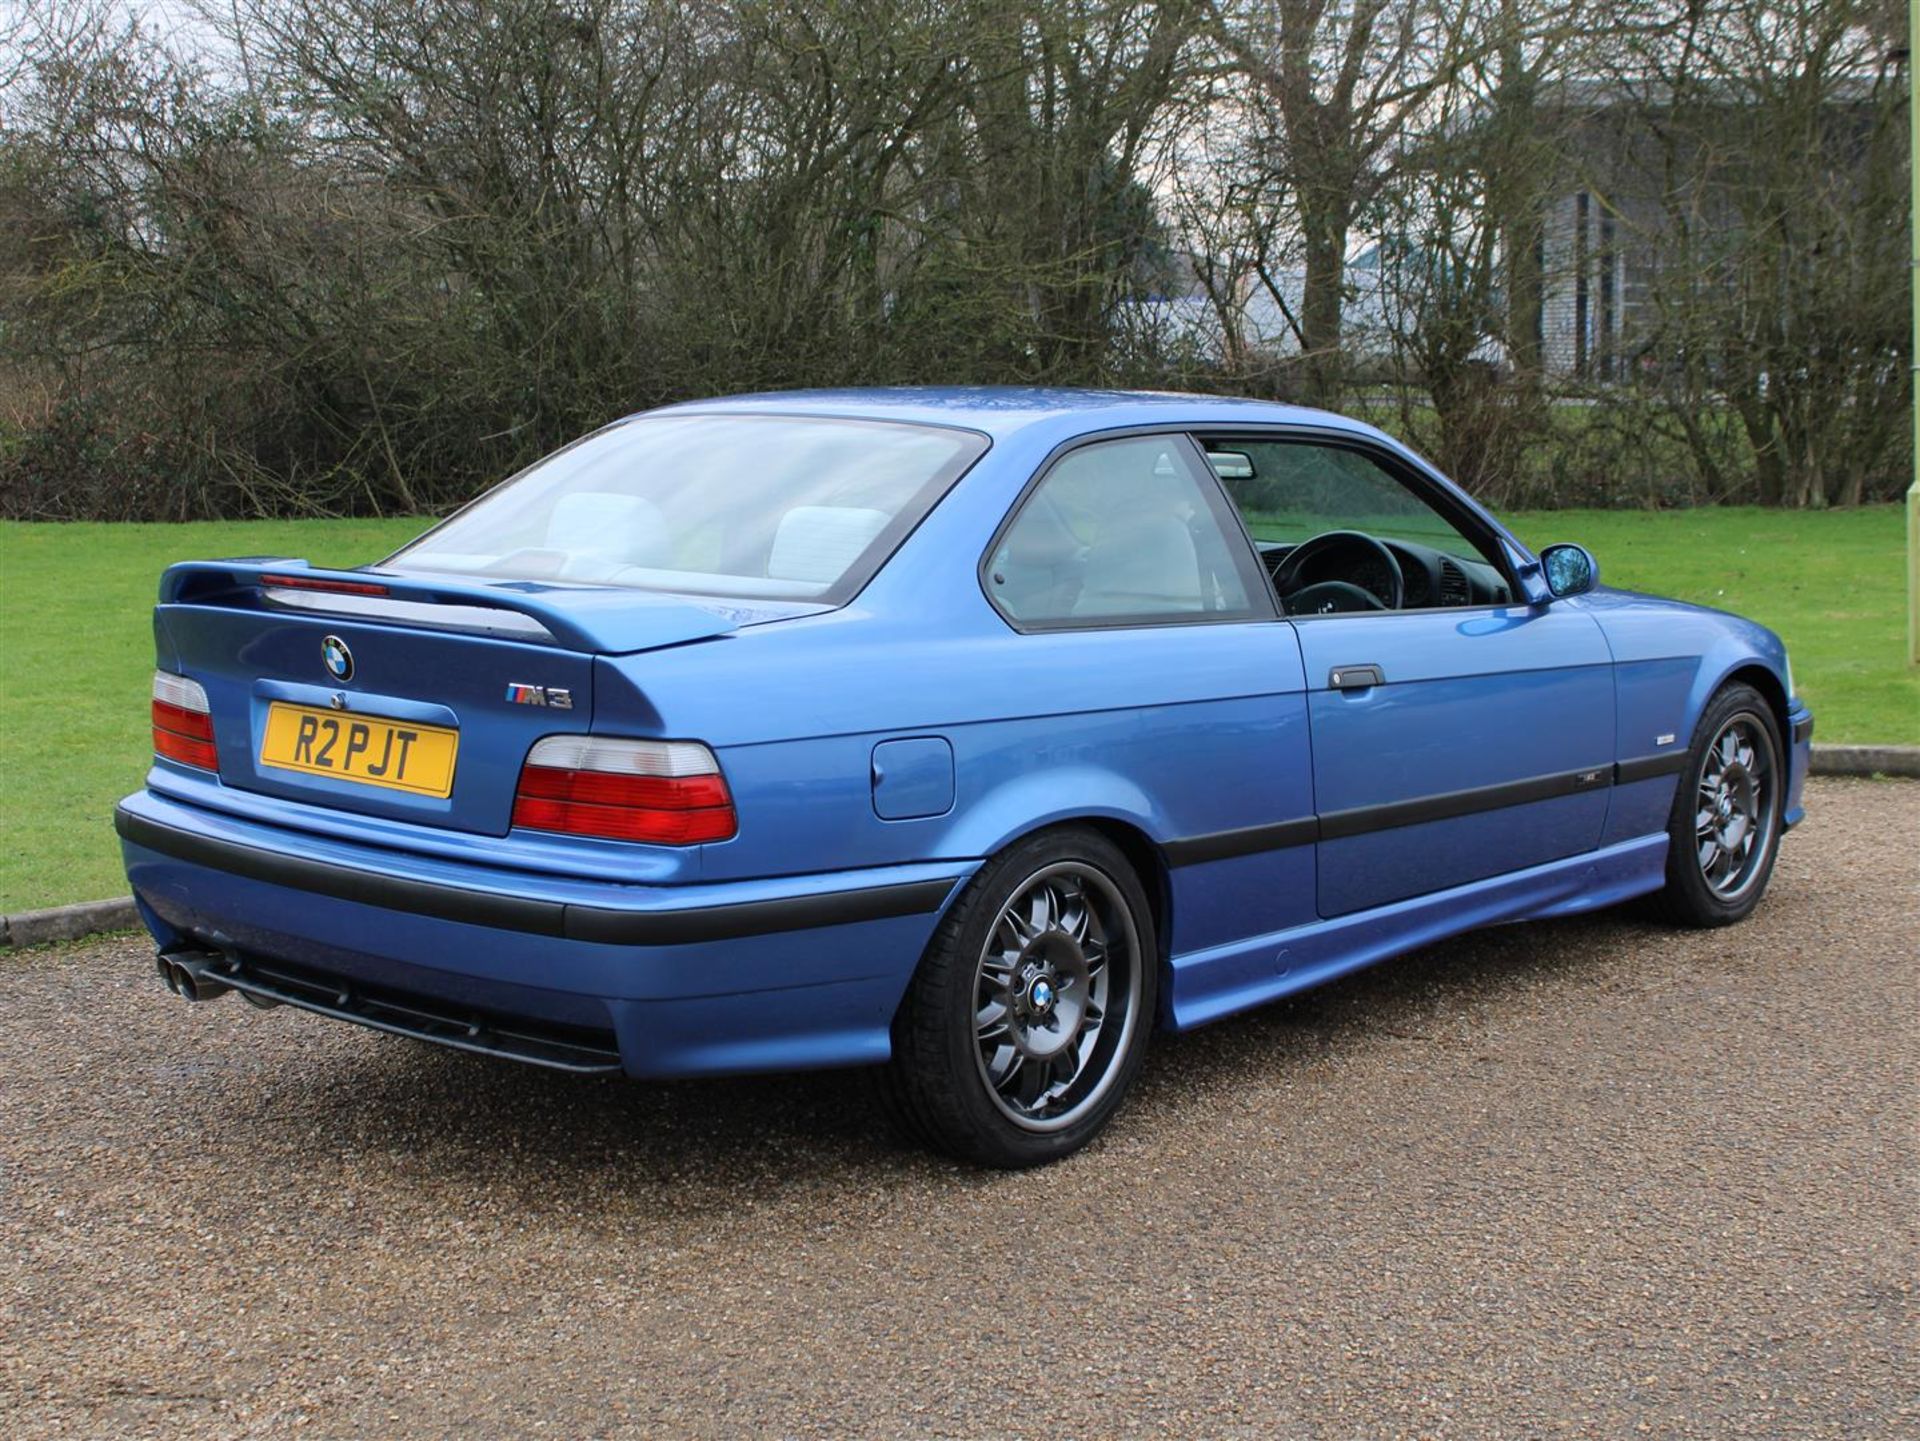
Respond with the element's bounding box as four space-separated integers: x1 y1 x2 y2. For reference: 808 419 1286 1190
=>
879 828 1157 1168
1654 683 1785 927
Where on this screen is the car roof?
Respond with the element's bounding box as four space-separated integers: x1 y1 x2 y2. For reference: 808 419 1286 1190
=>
649 386 1377 443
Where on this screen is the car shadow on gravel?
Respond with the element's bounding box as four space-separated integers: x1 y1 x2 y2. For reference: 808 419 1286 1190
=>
177 904 1674 1203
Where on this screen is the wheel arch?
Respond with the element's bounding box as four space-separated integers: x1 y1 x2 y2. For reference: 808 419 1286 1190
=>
1709 660 1791 746
1077 817 1174 971
920 811 1177 1025
984 814 1173 968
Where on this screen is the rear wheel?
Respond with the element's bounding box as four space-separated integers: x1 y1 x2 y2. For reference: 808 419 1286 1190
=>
879 828 1157 1168
1654 683 1784 927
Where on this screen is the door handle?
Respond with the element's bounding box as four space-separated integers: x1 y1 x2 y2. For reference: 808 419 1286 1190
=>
1328 664 1385 691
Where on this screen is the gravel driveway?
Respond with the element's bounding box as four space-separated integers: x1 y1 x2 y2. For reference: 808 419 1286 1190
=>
3 777 1914 1438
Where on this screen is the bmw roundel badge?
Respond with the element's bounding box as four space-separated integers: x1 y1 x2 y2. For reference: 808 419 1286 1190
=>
321 634 354 682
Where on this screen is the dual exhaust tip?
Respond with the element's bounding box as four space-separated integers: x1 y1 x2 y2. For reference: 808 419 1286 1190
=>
156 949 233 1003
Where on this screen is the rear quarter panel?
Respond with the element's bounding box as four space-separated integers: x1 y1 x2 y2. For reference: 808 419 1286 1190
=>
600 609 1317 958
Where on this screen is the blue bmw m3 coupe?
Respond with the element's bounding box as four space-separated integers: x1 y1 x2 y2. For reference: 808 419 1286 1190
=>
120 389 1812 1166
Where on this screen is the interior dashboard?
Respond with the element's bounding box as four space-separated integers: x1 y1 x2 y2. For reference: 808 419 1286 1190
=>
1256 535 1512 612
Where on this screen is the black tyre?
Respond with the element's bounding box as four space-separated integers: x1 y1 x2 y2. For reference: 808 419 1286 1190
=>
1654 682 1784 928
879 827 1158 1168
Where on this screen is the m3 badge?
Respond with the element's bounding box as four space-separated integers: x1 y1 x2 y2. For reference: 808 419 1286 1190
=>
505 682 573 709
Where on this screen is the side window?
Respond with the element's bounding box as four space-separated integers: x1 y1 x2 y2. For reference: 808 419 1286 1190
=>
1211 441 1491 567
1201 438 1515 612
986 437 1266 628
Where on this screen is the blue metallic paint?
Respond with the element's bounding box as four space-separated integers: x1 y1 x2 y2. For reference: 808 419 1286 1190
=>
1289 605 1615 915
1574 585 1808 829
120 388 1808 1081
163 602 601 834
871 737 956 820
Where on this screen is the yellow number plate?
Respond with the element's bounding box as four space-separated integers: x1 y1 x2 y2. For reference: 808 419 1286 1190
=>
259 703 458 798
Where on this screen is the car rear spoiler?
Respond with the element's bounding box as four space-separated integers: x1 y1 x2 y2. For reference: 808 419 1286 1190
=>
158 559 740 655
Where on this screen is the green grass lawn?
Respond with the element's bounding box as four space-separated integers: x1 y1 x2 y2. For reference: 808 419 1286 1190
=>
2 519 423 912
2 506 1913 911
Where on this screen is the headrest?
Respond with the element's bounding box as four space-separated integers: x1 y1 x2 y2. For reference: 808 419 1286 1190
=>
767 505 890 584
545 492 670 567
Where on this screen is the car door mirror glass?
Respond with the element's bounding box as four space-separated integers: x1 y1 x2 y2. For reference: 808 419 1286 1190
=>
1540 543 1599 598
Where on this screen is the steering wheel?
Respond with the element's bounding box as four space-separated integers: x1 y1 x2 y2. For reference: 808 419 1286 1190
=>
1272 530 1405 616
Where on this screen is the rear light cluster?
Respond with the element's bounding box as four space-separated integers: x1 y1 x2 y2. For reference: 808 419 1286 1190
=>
512 737 736 845
152 671 217 771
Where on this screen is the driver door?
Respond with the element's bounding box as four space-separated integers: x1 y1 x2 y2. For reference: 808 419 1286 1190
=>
1203 434 1616 918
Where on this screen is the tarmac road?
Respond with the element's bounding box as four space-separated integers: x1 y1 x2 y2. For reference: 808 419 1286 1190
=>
2 777 1914 1438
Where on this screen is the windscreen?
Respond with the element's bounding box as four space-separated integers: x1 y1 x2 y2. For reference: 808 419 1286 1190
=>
385 414 988 602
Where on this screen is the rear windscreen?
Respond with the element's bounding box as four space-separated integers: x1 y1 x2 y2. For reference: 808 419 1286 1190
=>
384 413 988 603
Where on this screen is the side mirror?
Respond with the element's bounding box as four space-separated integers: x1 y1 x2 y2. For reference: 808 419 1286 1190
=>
1539 542 1599 598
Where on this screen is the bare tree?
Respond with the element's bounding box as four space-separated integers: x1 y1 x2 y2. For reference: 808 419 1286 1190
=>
0 0 1907 517
1205 0 1472 401
1364 0 1599 499
1590 0 1909 505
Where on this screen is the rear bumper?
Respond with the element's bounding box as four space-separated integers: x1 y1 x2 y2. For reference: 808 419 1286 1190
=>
118 790 974 1078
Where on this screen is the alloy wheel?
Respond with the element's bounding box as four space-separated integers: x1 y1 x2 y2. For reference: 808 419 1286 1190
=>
971 861 1142 1133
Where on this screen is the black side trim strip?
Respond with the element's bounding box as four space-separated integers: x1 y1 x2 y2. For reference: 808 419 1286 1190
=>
563 879 956 945
117 807 954 945
1166 763 1619 862
1791 716 1813 745
1319 766 1611 842
1165 817 1318 867
1614 752 1690 785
